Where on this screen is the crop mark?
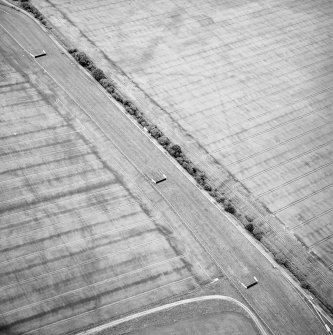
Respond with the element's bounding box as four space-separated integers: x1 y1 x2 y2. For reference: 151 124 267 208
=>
2 254 186 316
0 166 112 205
0 237 166 293
1 213 149 259
0 137 78 158
224 123 333 167
292 208 333 231
0 128 80 149
274 182 333 214
210 101 333 151
0 124 70 141
0 177 117 215
239 140 333 183
255 161 333 198
2 267 188 329
0 226 158 282
308 233 333 249
0 183 123 224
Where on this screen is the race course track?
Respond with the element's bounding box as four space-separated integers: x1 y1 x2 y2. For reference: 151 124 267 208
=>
0 4 331 335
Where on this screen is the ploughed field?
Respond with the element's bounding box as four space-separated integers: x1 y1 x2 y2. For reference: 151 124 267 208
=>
34 0 333 268
0 29 218 335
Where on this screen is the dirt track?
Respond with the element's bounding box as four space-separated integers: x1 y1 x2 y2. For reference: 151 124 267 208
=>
0 5 330 335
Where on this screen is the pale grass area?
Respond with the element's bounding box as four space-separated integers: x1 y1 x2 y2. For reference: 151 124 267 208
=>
34 0 333 267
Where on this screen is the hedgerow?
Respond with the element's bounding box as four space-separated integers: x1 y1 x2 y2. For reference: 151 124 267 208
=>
18 0 48 26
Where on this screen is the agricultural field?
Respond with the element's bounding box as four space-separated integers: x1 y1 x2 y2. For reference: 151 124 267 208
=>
1 2 332 334
33 0 333 269
0 21 219 335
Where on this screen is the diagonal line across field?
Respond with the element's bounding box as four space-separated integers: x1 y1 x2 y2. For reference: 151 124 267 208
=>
292 208 333 231
255 161 333 198
273 182 333 214
0 237 167 291
0 173 116 206
0 214 153 262
239 140 333 183
2 254 187 316
224 125 333 167
0 128 80 149
209 104 333 152
0 183 125 225
0 193 135 232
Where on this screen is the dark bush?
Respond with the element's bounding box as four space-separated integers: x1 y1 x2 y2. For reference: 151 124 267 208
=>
132 108 141 117
87 64 97 72
125 106 135 115
134 113 143 121
195 175 205 185
106 86 115 94
68 48 77 54
74 52 91 67
167 144 182 157
253 227 264 241
125 106 138 115
216 195 225 203
158 136 170 146
245 215 254 222
152 129 162 139
300 280 310 290
274 253 288 266
111 91 123 103
21 3 34 11
203 184 212 192
171 144 181 154
146 125 155 133
36 12 44 19
245 223 254 233
178 153 188 162
196 171 206 181
181 161 188 169
149 127 162 139
208 189 217 197
91 68 106 82
224 202 236 215
99 78 113 88
183 163 195 176
136 115 146 123
176 156 184 164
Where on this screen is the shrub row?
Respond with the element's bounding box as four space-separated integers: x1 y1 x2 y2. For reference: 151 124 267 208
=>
18 0 48 26
68 49 238 216
244 222 264 241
